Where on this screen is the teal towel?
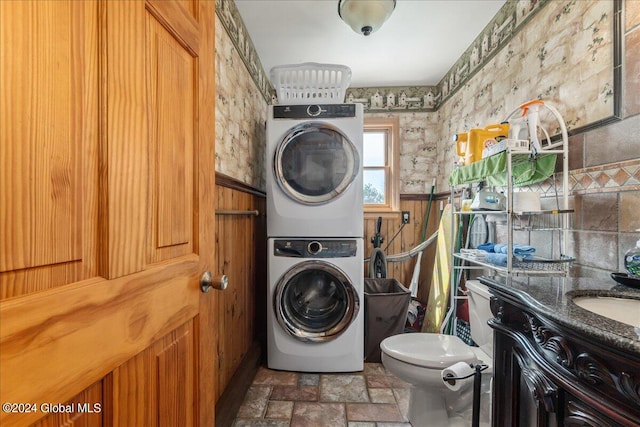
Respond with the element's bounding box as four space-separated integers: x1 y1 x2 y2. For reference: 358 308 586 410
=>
485 253 508 267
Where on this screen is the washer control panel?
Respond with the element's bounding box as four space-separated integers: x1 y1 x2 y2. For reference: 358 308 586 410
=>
274 239 358 258
273 104 356 119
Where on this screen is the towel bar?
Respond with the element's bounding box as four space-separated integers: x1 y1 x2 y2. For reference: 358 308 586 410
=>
215 209 260 216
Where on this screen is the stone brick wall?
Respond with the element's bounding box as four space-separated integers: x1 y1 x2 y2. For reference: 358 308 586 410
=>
215 14 267 191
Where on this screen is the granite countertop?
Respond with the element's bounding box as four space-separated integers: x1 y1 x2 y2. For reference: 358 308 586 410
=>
478 275 640 354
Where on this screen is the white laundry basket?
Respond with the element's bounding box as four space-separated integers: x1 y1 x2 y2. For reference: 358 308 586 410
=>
270 62 351 104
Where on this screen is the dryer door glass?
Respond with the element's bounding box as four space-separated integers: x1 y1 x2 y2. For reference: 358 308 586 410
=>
275 261 359 342
275 122 359 205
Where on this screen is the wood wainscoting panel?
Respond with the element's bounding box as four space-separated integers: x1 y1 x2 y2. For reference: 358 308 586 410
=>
215 180 265 401
213 174 266 426
364 195 444 304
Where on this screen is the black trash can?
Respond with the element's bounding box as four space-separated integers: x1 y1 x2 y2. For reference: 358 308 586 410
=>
363 278 411 362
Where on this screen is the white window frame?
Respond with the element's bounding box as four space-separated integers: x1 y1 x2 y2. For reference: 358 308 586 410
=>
363 117 400 214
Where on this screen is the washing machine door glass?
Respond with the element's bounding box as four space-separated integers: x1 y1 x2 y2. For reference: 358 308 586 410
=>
274 122 359 205
275 261 359 342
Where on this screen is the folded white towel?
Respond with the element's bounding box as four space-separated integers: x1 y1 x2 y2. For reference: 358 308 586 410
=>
460 249 488 260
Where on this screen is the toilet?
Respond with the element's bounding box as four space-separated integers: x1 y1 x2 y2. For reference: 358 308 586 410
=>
380 280 494 427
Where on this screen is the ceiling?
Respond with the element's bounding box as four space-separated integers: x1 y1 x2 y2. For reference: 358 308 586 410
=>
233 0 506 88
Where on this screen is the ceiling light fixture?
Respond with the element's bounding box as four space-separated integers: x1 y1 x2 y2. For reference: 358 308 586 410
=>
338 0 396 36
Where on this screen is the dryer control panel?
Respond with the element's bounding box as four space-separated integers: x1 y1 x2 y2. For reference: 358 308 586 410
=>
273 239 358 258
273 104 356 119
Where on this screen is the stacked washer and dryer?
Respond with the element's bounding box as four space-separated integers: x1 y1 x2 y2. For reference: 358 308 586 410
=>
266 102 365 372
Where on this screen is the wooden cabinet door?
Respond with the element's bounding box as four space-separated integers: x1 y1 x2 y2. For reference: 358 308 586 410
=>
0 1 217 426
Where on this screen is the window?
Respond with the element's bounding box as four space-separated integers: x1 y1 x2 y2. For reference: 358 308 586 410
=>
363 117 399 212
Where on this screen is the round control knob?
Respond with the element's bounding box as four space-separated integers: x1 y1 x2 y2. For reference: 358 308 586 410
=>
307 241 322 254
306 105 321 117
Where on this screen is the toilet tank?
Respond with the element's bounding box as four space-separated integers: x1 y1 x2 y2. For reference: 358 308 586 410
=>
466 280 494 356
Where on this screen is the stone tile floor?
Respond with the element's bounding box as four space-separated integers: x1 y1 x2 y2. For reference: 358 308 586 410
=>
232 362 412 427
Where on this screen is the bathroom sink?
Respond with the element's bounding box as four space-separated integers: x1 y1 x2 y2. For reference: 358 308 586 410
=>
572 296 640 328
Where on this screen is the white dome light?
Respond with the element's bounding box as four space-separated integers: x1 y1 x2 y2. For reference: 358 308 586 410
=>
338 0 396 36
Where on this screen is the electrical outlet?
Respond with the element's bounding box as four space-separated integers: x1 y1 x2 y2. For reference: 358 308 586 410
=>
402 211 410 224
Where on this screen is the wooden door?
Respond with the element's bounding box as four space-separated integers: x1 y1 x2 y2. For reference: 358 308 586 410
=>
0 1 217 426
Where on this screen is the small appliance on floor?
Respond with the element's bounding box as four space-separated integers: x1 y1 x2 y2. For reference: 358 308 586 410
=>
267 238 364 372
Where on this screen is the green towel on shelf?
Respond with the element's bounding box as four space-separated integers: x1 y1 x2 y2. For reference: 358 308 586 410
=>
449 152 557 187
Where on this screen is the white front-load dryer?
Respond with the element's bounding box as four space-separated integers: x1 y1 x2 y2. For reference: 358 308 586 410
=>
266 103 363 238
267 237 364 372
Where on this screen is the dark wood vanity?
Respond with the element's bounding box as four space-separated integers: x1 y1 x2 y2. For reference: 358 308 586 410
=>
479 275 640 426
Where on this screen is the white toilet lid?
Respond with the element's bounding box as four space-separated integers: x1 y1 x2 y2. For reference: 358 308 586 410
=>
380 334 477 369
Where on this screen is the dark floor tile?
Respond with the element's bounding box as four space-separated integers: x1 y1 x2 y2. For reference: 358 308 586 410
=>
264 401 293 420
271 385 318 401
236 386 272 419
290 402 347 427
346 403 404 423
368 388 396 404
233 363 410 426
298 373 320 386
365 374 391 388
253 367 298 386
363 363 386 376
232 420 290 427
320 374 369 402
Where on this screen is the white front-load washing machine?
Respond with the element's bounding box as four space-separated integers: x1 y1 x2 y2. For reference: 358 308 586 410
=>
267 237 364 372
266 103 363 238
